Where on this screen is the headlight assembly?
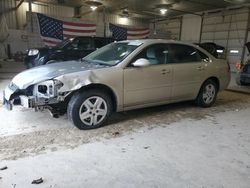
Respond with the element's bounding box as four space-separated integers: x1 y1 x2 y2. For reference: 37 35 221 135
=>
34 80 64 98
28 49 39 56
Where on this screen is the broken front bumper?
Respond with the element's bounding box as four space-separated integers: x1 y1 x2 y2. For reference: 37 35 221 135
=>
3 86 35 111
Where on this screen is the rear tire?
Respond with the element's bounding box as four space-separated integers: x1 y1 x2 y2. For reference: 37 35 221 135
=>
67 89 113 130
195 79 218 107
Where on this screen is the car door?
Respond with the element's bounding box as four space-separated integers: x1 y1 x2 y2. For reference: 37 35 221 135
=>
123 44 173 108
168 44 207 101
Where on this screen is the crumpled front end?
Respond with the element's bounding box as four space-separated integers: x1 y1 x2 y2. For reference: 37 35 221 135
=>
3 79 67 112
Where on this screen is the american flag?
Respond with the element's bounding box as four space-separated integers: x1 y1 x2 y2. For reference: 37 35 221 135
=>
109 23 150 41
37 13 96 46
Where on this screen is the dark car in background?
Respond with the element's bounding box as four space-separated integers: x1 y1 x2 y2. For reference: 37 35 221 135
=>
236 42 250 86
237 64 250 86
24 36 113 68
196 42 225 59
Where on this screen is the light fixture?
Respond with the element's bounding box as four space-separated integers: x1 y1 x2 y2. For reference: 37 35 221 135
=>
85 1 103 11
160 8 167 15
230 49 239 54
216 49 224 53
90 6 97 11
119 17 128 24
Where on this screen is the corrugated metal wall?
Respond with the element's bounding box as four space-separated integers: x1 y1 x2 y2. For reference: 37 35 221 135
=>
201 8 249 71
149 18 182 39
181 14 202 43
0 0 17 29
17 2 74 29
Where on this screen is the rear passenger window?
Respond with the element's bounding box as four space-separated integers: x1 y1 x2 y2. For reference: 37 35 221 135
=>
168 44 201 63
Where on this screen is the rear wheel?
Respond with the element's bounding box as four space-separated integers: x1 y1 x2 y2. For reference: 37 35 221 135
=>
196 79 218 107
67 89 112 130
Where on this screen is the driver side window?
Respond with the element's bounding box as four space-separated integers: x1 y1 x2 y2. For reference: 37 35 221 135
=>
130 44 169 66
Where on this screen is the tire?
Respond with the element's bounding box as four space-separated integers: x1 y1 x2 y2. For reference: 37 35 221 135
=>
195 79 218 107
67 89 113 130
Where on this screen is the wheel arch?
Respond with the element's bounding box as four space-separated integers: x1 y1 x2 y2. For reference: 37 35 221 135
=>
77 83 118 112
205 76 220 90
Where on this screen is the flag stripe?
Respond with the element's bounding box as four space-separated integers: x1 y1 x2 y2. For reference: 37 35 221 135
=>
128 28 150 32
63 28 96 33
128 30 150 36
43 39 59 45
63 21 96 27
127 34 150 40
63 31 96 36
41 36 62 43
63 24 96 30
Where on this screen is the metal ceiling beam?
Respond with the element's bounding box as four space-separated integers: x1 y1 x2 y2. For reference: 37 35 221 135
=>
169 8 202 16
186 0 224 8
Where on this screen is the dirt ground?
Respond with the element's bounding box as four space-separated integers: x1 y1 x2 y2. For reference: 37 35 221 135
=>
0 61 250 187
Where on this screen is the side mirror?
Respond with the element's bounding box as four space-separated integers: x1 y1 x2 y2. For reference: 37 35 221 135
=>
132 58 150 67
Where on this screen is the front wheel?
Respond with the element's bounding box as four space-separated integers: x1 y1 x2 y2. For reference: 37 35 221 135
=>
195 79 218 107
67 89 113 130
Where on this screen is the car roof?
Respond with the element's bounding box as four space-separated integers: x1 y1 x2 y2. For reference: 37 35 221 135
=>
116 39 214 59
117 39 199 47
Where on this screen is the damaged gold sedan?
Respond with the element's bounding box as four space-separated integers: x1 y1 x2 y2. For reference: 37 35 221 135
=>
3 40 230 129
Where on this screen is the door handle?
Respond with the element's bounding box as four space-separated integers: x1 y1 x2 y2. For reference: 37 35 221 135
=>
161 69 171 74
196 66 204 71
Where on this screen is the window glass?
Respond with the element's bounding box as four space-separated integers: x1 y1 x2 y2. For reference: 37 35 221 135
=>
197 50 210 62
77 38 92 50
131 44 169 66
83 42 141 66
65 38 91 50
168 44 201 63
95 38 106 49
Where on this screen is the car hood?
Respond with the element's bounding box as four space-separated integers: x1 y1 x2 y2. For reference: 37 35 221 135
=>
12 60 107 89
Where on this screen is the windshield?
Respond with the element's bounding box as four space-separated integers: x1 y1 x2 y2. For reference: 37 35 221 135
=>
55 38 74 49
83 42 142 66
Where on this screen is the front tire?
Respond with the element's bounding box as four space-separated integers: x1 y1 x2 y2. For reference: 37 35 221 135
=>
195 79 218 107
67 89 113 130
